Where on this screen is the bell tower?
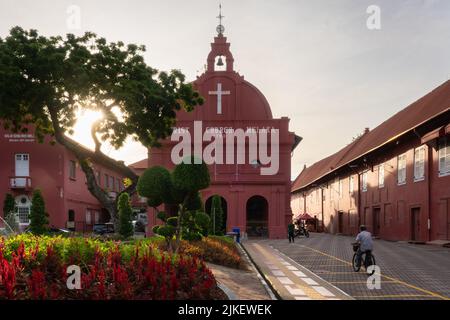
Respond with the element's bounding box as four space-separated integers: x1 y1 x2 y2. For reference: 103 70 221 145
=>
206 4 235 73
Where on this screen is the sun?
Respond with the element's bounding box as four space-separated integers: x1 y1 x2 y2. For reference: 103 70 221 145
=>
69 109 104 150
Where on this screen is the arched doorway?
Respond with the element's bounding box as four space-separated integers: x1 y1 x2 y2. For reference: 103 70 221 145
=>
205 195 227 235
246 196 268 237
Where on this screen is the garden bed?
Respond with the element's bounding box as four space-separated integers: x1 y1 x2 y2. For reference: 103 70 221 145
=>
0 234 222 300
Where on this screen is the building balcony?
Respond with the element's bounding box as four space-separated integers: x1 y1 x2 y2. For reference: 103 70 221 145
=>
9 176 32 190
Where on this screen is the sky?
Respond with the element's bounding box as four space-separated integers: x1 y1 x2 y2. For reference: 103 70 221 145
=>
1 0 449 179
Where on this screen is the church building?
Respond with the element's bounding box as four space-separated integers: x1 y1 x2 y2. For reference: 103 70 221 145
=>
145 15 300 239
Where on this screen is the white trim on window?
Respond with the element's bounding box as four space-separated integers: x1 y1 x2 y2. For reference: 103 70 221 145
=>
378 163 385 188
397 153 407 185
438 138 450 177
414 146 426 182
362 171 368 192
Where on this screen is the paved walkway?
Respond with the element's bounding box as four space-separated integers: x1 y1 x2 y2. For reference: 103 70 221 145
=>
207 263 273 300
243 241 352 300
245 233 450 300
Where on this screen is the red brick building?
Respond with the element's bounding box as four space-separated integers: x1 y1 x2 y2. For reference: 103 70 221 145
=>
291 80 450 242
145 30 300 239
0 126 127 232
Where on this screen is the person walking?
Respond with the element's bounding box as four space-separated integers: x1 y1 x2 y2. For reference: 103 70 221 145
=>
288 222 295 243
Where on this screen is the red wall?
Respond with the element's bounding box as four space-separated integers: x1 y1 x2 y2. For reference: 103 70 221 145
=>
291 136 450 242
0 126 125 232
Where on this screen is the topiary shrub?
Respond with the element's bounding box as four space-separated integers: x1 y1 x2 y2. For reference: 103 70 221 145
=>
137 156 211 252
117 193 134 239
29 189 49 235
209 195 224 235
172 156 210 193
137 166 172 207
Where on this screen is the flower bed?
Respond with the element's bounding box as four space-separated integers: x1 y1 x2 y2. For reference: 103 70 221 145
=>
177 236 246 269
0 235 221 300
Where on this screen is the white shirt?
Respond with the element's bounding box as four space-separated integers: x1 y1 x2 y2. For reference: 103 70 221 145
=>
356 230 373 252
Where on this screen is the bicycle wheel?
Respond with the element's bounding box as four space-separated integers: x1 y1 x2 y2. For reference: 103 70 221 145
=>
305 231 310 238
352 253 360 272
365 254 376 275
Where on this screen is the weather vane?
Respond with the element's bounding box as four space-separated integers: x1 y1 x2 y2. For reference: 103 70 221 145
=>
216 4 225 35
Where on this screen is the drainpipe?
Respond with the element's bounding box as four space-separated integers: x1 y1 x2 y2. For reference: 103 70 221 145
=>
427 145 432 242
321 187 324 231
357 172 361 231
303 192 307 215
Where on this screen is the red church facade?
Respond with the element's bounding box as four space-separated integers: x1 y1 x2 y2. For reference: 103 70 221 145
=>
291 80 450 242
146 32 300 239
0 126 127 232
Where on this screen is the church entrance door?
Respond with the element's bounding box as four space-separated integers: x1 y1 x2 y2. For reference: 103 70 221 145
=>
246 196 269 238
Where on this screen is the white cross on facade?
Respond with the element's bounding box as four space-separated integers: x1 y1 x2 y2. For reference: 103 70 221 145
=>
208 83 230 114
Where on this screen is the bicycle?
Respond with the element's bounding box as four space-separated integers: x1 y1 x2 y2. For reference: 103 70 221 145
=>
351 243 376 275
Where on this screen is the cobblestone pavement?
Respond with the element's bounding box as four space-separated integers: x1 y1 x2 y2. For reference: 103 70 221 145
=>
255 233 450 300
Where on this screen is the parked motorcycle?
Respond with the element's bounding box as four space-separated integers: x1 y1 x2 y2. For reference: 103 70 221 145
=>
294 225 310 238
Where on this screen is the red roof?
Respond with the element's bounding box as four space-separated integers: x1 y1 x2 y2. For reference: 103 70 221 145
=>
128 158 148 170
297 213 314 220
292 80 450 192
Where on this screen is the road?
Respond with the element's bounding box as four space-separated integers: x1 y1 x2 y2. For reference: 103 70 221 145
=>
243 233 450 300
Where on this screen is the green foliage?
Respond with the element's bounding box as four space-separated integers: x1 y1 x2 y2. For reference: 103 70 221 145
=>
29 189 49 235
186 192 203 211
209 195 224 235
3 193 15 218
117 193 134 239
167 217 178 227
0 27 204 148
2 194 18 232
172 156 210 193
137 166 172 207
195 212 211 236
156 225 176 238
156 211 167 222
181 211 211 241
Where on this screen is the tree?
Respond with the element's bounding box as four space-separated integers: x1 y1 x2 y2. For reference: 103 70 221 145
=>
0 27 203 230
137 156 210 252
209 195 224 235
2 193 18 232
29 189 49 234
2 193 15 218
117 193 134 239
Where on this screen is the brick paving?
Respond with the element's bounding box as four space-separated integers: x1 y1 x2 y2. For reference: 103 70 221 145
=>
242 241 352 300
254 233 450 300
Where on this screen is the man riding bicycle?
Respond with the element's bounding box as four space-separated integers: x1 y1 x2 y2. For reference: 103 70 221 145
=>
353 225 373 269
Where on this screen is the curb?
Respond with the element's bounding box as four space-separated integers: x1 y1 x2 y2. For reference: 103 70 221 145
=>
217 282 238 300
238 242 279 300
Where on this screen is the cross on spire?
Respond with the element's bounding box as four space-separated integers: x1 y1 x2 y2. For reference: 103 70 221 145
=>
216 4 225 35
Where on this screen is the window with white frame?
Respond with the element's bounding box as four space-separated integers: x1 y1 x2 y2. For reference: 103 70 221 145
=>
17 206 30 224
86 210 92 225
414 146 425 181
362 171 368 192
397 153 407 185
349 176 354 193
94 211 100 224
69 160 76 179
338 179 343 198
438 138 450 177
378 163 385 188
